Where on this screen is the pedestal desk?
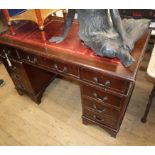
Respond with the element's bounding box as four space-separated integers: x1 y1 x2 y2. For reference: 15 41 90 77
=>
0 16 150 137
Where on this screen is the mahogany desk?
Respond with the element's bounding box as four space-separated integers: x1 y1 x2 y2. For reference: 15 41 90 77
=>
0 17 150 137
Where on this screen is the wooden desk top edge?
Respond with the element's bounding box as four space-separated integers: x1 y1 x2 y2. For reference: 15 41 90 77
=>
0 17 151 82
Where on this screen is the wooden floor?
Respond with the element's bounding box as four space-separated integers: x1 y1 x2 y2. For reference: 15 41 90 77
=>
0 18 155 145
0 49 155 145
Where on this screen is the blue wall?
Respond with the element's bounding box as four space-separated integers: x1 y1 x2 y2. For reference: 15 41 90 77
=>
8 9 26 16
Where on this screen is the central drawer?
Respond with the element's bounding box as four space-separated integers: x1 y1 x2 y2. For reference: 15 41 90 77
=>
40 57 79 77
20 50 79 77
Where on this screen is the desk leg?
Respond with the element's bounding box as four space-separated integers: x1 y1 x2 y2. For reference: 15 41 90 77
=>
141 85 155 123
82 115 118 137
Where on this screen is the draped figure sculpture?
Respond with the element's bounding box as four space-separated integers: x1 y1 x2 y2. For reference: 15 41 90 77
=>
49 9 150 67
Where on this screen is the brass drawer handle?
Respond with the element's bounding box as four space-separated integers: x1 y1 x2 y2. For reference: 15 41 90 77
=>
54 63 68 73
93 77 98 83
93 92 108 102
93 77 111 88
26 56 37 64
93 104 106 113
93 115 104 122
54 63 58 70
63 66 68 73
105 80 111 87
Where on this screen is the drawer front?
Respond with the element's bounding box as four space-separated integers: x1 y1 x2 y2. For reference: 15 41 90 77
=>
4 59 34 94
20 51 39 65
83 97 120 119
83 108 118 129
11 73 27 91
82 85 123 109
0 45 21 59
80 68 130 94
21 51 79 77
41 57 79 77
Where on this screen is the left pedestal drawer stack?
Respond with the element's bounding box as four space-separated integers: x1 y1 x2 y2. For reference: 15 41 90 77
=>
0 44 56 104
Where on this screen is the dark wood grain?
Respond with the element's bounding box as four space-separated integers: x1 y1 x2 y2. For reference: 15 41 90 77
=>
0 16 150 137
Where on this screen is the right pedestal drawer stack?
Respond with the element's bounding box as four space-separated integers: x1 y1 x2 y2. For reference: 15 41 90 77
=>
80 67 134 137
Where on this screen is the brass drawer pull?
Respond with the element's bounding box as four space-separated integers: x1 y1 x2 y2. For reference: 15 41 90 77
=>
93 104 106 113
93 115 104 122
93 77 111 88
93 77 98 83
93 92 108 102
4 52 12 67
54 63 58 70
54 64 68 73
63 66 68 73
105 80 111 87
26 56 37 64
93 92 97 97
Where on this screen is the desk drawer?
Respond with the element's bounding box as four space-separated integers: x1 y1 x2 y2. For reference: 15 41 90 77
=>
83 97 120 119
80 68 130 94
0 45 21 59
21 51 79 77
82 85 124 109
21 51 38 65
41 57 79 77
83 108 118 129
8 66 25 90
5 59 35 94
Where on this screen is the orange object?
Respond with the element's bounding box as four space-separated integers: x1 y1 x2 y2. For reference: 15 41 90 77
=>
3 9 15 35
2 9 65 42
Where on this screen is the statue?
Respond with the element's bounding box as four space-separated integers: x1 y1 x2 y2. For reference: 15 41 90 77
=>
49 9 150 67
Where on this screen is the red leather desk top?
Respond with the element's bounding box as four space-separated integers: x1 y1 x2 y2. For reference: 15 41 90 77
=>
0 16 150 81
